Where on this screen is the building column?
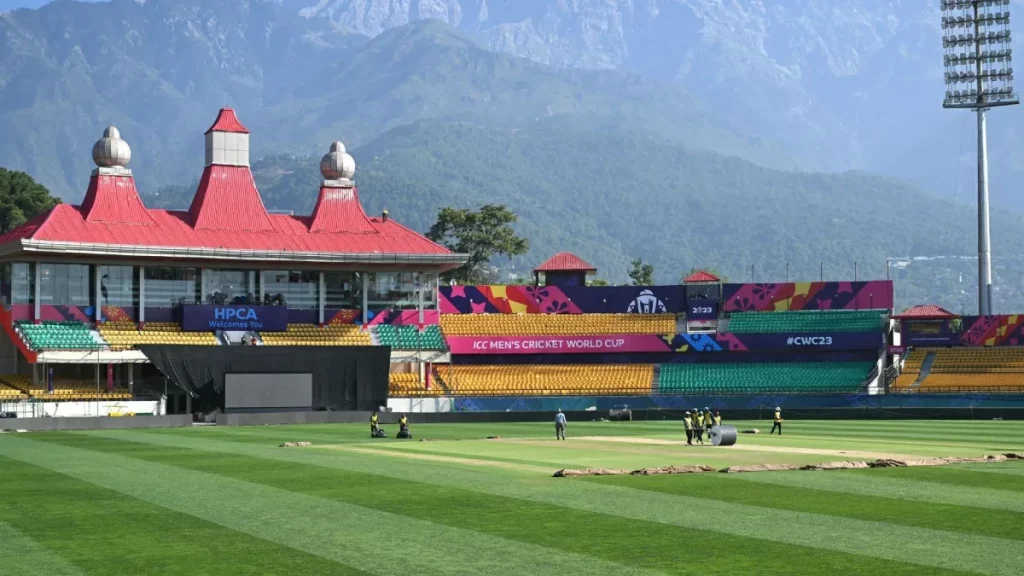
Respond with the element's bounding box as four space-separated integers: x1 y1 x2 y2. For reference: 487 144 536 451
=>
318 272 325 325
362 275 368 325
418 275 424 325
138 266 146 324
94 265 102 323
33 262 40 322
200 268 208 304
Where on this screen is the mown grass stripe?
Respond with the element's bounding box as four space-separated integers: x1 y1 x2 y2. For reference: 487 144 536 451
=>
0 456 365 576
588 473 1024 541
726 467 1024 514
29 433 966 576
91 429 1020 576
959 463 1024 476
848 465 1024 492
0 519 87 576
0 436 659 576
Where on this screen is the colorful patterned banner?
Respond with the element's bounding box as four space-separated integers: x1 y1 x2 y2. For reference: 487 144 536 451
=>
440 281 892 315
449 331 882 355
958 315 1024 346
721 281 893 312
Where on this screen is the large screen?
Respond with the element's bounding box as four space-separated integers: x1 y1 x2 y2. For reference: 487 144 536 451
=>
224 373 313 410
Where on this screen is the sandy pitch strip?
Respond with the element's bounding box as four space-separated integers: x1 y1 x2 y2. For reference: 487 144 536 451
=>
572 436 924 460
321 445 553 474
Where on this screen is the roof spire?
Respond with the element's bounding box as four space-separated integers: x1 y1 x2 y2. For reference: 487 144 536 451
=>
91 126 132 176
320 140 356 187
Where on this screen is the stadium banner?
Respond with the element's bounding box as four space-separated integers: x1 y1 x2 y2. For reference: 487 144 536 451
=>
181 304 288 332
721 281 893 312
686 298 719 321
449 331 881 355
447 335 672 355
439 281 893 315
439 285 686 314
958 315 1024 346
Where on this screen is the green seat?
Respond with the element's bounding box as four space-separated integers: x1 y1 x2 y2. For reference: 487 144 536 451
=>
656 361 873 395
726 310 885 334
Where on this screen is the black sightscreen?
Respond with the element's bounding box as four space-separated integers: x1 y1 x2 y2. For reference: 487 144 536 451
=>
140 345 389 413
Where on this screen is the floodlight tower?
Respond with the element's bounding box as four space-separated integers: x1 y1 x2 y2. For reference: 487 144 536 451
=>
942 0 1018 315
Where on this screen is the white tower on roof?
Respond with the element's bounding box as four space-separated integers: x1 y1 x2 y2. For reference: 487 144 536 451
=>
91 126 132 176
319 140 355 187
204 108 250 167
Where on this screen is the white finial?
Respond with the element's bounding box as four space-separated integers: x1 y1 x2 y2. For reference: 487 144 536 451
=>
92 126 132 170
320 140 355 183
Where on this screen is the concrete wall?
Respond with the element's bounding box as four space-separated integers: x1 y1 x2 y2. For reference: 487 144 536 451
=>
216 410 378 426
0 414 192 432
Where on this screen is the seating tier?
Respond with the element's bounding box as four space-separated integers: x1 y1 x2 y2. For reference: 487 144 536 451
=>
99 322 218 349
658 362 872 395
434 364 654 396
905 348 1024 393
375 325 445 350
439 314 676 337
260 324 371 346
388 373 443 397
0 375 131 400
17 321 102 351
725 310 884 334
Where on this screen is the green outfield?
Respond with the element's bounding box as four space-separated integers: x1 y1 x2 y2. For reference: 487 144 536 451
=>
0 419 1022 575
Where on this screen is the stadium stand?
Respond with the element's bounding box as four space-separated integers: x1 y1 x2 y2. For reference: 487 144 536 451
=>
260 324 372 346
434 364 655 396
0 380 26 400
16 321 104 351
98 322 218 349
388 372 443 396
725 310 884 333
657 361 873 395
901 348 1024 393
439 314 677 337
375 325 446 350
0 375 131 400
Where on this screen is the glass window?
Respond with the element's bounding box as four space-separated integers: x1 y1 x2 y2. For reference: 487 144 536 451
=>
99 265 138 307
0 263 10 307
204 269 255 305
38 263 91 306
366 272 422 310
144 266 200 307
421 273 438 309
261 270 319 309
12 263 33 305
325 272 359 309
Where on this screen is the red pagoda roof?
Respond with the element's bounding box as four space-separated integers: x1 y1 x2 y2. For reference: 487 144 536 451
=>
534 252 595 272
893 305 957 320
205 108 249 134
80 173 155 225
0 202 451 258
188 165 275 231
684 270 720 283
309 186 377 234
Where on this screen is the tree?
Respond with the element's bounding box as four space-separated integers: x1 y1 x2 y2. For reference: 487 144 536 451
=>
0 168 60 234
589 278 610 286
628 258 655 286
681 267 728 283
427 205 529 283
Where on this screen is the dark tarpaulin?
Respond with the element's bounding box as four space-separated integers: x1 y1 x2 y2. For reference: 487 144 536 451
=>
140 345 389 412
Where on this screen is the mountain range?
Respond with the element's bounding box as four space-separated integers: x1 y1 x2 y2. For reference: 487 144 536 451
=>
3 0 1024 310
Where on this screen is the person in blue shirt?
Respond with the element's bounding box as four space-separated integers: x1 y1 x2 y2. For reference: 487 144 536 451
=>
555 409 567 440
